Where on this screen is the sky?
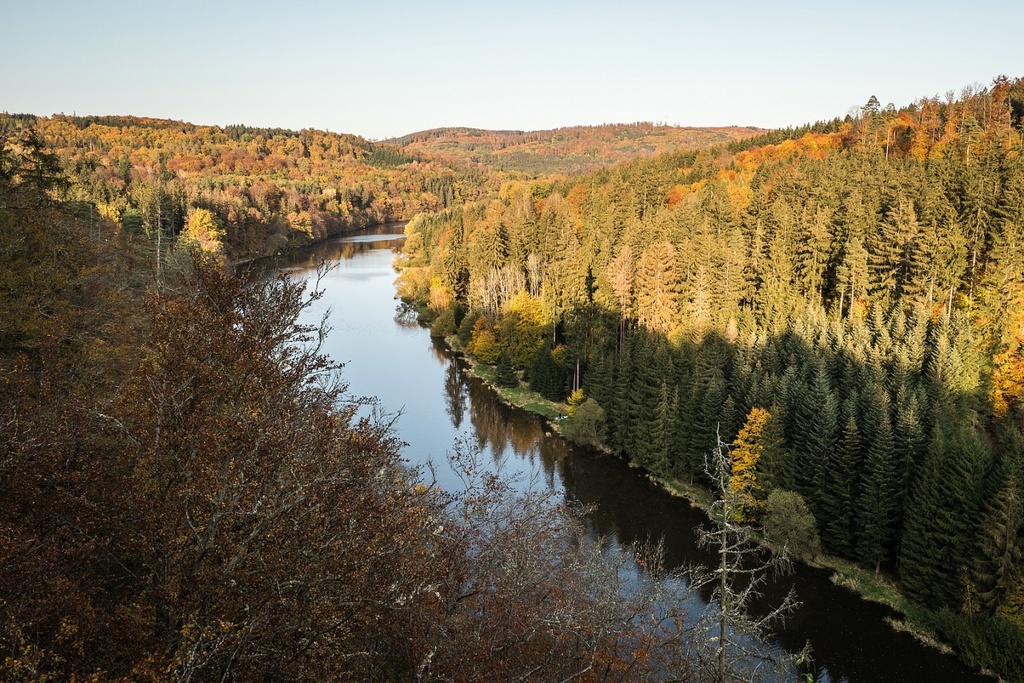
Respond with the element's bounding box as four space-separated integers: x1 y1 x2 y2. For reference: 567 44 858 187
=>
2 0 1021 140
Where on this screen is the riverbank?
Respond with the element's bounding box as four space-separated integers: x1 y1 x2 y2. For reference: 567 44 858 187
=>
443 335 978 673
444 335 567 424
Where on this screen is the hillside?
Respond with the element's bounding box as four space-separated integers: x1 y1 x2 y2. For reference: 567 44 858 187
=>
0 114 489 260
389 123 763 175
398 76 1024 681
0 123 699 681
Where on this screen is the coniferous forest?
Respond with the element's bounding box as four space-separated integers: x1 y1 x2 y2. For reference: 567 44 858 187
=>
398 78 1024 678
3 76 1024 680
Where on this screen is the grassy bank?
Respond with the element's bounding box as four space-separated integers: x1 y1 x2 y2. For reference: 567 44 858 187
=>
446 335 568 425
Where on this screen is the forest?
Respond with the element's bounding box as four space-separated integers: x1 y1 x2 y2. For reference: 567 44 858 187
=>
396 77 1024 679
0 126 705 680
387 122 761 174
4 74 1024 680
0 113 491 261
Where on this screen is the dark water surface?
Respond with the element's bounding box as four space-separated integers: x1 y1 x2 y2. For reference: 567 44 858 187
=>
270 225 987 683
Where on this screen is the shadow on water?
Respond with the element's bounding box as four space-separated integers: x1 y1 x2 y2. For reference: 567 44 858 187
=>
275 227 989 683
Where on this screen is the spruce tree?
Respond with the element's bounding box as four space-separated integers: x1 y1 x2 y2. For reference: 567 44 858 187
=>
975 476 1023 613
627 336 664 467
753 402 792 493
900 425 990 608
608 332 636 457
649 381 678 477
822 410 860 559
495 348 518 388
856 389 899 573
791 360 837 517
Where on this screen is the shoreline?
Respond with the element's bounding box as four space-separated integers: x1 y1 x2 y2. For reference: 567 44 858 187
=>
439 331 972 671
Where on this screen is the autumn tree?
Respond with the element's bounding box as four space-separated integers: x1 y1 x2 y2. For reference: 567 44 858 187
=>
694 430 804 683
729 407 772 520
635 241 680 334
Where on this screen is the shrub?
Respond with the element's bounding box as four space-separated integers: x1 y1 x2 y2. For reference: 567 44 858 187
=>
563 398 607 450
931 610 1024 682
764 489 821 563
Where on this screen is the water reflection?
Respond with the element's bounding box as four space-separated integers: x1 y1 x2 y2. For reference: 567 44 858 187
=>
275 227 989 683
443 356 466 430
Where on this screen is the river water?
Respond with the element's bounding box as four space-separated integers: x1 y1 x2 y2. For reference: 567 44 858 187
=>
271 225 987 683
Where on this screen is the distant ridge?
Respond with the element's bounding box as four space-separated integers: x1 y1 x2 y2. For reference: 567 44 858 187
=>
388 122 763 175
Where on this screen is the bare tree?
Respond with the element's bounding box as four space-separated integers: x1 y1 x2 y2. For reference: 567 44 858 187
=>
690 427 809 683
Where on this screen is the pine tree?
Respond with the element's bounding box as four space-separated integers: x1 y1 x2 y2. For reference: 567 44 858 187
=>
608 333 636 456
868 193 918 301
529 341 564 402
900 425 990 608
975 476 1023 613
856 387 899 573
649 381 678 477
583 351 614 418
893 386 926 531
627 336 664 467
753 402 791 493
822 411 860 559
495 348 518 388
791 361 837 517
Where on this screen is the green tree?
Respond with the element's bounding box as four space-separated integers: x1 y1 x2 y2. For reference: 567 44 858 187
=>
900 425 990 608
975 476 1023 613
821 411 860 558
563 397 607 450
791 361 837 515
764 489 821 563
856 391 899 573
495 348 518 387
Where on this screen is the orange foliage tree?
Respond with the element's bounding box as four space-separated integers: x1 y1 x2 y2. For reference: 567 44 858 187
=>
729 408 772 521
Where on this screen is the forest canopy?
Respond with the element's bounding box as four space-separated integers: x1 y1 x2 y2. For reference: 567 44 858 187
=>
397 76 1024 678
0 136 697 681
4 74 1024 681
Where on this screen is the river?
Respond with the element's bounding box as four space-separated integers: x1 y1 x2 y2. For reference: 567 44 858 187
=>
269 224 987 683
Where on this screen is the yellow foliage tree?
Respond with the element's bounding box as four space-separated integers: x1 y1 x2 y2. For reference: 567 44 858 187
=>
499 290 548 369
428 275 453 314
566 388 585 418
468 317 500 365
729 407 771 521
182 207 225 254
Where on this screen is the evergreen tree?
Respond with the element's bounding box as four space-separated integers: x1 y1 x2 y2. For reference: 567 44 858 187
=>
753 403 792 493
901 425 990 608
975 476 1023 613
649 381 678 477
495 348 518 388
822 410 860 558
856 387 899 572
608 332 637 457
627 336 664 467
529 341 564 402
790 361 837 516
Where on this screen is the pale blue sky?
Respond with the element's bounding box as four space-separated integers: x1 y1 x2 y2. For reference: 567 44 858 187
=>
2 0 1020 139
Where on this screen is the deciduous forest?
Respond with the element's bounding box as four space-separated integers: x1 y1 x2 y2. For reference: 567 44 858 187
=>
1 113 490 260
0 127 696 681
3 75 1024 680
